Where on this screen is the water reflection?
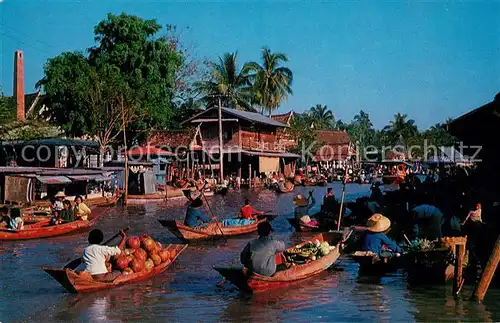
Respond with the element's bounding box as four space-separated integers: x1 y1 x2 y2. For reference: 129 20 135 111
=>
3 184 500 322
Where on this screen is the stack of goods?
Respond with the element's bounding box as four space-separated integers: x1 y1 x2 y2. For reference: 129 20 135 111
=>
407 238 435 252
407 238 454 267
284 239 335 264
107 234 176 274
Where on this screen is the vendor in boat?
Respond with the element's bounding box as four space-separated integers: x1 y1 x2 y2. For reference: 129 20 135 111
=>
55 200 75 224
363 213 402 257
0 206 10 228
412 204 444 241
240 221 285 277
82 229 126 281
321 188 338 213
294 192 318 226
8 208 24 231
74 195 91 221
51 191 65 217
184 197 215 228
238 199 265 221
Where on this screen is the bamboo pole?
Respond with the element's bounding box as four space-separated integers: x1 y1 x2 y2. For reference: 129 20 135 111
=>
121 96 128 205
218 97 224 182
336 161 349 231
453 243 465 296
472 235 500 302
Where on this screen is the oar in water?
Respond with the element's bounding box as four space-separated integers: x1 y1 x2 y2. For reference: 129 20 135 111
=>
63 227 130 270
198 185 226 240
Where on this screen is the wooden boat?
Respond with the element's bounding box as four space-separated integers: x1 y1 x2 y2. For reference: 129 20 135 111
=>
287 218 324 232
214 231 347 293
22 196 120 224
276 184 294 193
158 218 267 241
0 207 108 241
42 244 187 293
214 185 228 195
350 251 404 275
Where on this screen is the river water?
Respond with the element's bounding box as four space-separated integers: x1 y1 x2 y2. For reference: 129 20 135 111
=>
1 183 499 322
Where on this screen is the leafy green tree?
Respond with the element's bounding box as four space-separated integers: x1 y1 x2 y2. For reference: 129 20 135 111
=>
38 13 182 145
347 110 375 151
382 113 418 147
245 48 293 116
196 52 254 111
289 113 320 169
0 90 16 125
308 104 335 129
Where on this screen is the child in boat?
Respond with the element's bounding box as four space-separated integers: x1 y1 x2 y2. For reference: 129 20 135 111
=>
362 213 402 258
82 229 126 281
240 222 285 277
9 208 24 231
184 198 215 228
74 195 91 221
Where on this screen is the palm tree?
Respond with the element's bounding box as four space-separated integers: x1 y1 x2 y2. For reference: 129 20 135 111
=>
195 52 254 111
308 104 335 129
383 113 418 147
244 47 293 116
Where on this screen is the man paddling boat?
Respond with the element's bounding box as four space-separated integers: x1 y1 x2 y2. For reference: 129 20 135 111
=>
184 198 216 228
81 229 126 281
240 222 285 277
293 192 318 227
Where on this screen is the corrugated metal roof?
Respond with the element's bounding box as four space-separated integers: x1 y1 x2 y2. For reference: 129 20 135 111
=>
221 108 286 127
36 175 72 184
1 138 99 149
68 174 111 182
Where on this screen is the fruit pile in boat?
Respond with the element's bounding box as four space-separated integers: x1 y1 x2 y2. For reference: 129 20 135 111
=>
284 239 336 264
107 234 176 274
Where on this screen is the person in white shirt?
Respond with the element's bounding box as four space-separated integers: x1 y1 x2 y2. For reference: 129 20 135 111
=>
82 229 127 281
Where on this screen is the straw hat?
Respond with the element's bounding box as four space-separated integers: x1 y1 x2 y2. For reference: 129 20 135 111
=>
55 191 65 198
366 213 391 232
293 194 308 207
300 215 312 224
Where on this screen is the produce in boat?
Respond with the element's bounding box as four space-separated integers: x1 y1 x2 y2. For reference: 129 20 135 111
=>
126 237 141 249
114 256 131 270
134 248 148 261
159 249 170 262
42 242 188 293
151 254 162 266
214 231 350 292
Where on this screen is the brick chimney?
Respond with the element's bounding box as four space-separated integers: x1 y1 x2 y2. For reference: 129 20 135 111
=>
14 50 25 121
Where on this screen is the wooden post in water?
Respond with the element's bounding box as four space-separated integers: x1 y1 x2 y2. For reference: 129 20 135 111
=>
471 235 500 302
218 97 224 182
453 243 465 296
121 95 128 205
249 164 252 188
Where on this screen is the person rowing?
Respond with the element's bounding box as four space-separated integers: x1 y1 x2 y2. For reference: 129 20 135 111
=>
81 229 126 281
184 197 216 228
238 199 264 221
362 213 402 258
293 191 318 227
240 222 285 277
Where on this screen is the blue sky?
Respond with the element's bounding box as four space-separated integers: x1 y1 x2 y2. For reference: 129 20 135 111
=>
1 1 499 129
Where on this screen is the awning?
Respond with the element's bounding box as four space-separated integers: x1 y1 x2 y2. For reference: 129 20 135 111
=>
241 150 300 158
68 175 111 182
36 175 72 184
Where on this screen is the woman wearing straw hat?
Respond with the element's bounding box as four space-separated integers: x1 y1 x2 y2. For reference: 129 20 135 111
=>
293 191 317 226
362 213 402 258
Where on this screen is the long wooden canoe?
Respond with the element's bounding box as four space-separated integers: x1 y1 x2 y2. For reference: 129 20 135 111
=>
158 218 266 241
350 252 405 275
0 207 109 240
214 231 348 293
22 196 120 224
42 244 187 293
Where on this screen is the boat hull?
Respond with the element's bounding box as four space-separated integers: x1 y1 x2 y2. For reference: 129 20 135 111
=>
0 207 109 240
42 244 187 293
158 219 266 241
214 232 346 293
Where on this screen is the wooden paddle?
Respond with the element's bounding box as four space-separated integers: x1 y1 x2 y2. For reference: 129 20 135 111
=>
63 227 130 270
197 184 226 240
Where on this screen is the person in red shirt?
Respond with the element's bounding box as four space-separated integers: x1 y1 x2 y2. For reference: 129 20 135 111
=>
238 199 264 221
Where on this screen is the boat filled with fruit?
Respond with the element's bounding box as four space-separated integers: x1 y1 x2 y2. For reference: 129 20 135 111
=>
42 234 187 293
214 231 350 293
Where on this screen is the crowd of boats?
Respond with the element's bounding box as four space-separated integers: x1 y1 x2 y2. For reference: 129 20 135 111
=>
0 161 496 298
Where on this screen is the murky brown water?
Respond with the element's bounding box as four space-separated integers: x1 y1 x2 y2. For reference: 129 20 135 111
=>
1 184 500 322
